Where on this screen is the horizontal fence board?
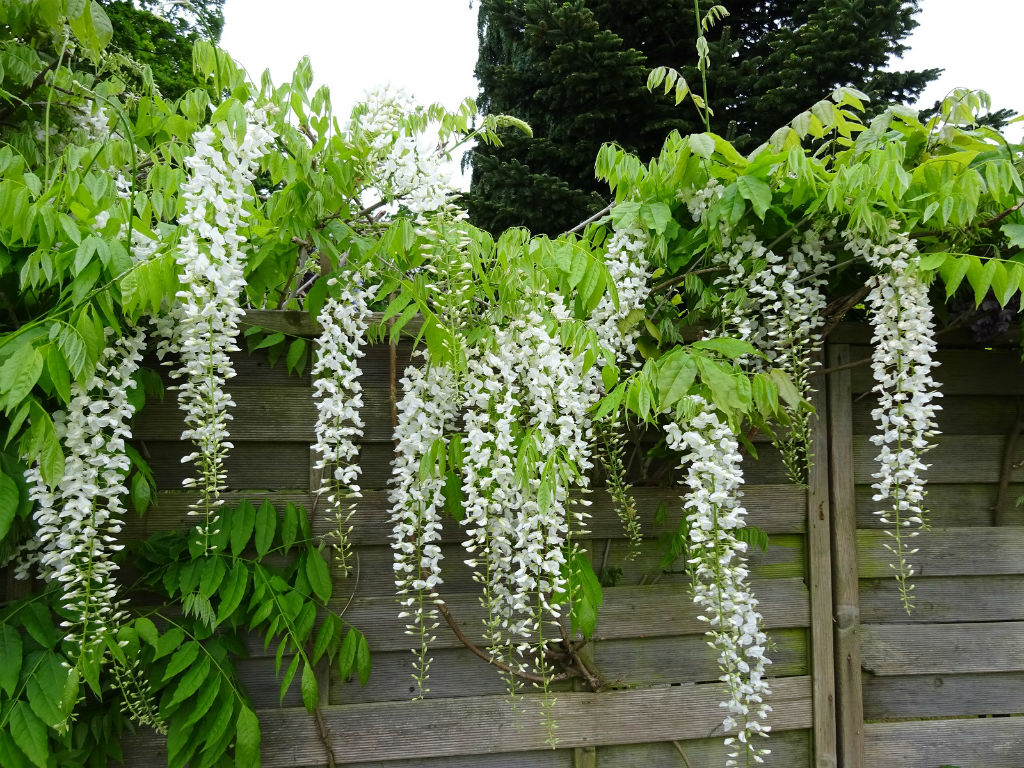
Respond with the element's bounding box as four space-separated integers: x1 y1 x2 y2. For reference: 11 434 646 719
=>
864 671 1024 719
142 440 312 491
125 678 812 766
861 622 1024 675
849 348 1024 395
341 752 573 768
335 580 809 652
864 717 1024 768
852 435 1024 485
126 485 807 544
330 646 569 704
854 483 1024 529
860 575 1024 623
827 324 1020 347
857 528 1024 577
853 395 1024 436
332 536 806 600
592 627 808 686
596 728 810 768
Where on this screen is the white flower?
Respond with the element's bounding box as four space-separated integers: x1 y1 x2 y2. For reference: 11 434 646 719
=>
666 396 772 767
312 274 375 575
155 103 276 552
23 328 147 654
847 228 940 612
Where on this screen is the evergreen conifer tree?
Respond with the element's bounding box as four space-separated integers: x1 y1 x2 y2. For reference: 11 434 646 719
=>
469 0 939 234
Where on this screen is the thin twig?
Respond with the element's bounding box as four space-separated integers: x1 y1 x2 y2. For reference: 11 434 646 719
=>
981 199 1024 229
435 600 573 684
819 282 872 340
671 740 695 768
567 202 614 234
556 619 605 691
312 707 337 768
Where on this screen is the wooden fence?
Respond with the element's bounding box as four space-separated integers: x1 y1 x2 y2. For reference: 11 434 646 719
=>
11 313 1024 767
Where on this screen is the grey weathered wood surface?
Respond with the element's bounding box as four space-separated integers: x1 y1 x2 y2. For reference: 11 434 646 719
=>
860 622 1024 675
863 718 1024 768
124 676 813 766
827 344 864 768
863 671 1024 718
807 375 837 768
856 527 1024 577
859 574 1024 623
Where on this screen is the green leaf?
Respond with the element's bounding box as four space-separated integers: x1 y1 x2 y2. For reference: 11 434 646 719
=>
0 623 22 696
312 616 337 663
280 501 298 554
691 337 759 358
285 338 307 375
253 332 286 351
8 702 47 768
217 560 248 624
46 348 70 403
940 254 971 299
167 654 211 709
234 706 261 768
135 617 158 646
442 470 464 521
689 132 715 159
25 652 67 728
231 499 257 555
572 596 598 639
1002 223 1024 249
354 629 372 685
656 351 697 410
305 551 332 604
0 470 18 540
640 202 671 235
338 628 357 679
130 472 151 516
254 500 277 557
154 627 185 660
918 252 949 271
301 662 318 712
0 730 32 768
0 345 43 413
20 602 57 649
199 557 226 599
736 175 772 220
162 640 200 682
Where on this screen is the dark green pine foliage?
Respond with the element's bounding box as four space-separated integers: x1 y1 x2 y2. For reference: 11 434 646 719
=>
469 0 939 235
98 0 224 100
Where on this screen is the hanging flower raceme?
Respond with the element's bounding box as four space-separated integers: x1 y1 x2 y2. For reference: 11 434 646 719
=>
155 104 276 553
707 226 834 483
311 274 375 575
665 396 772 767
22 328 147 657
388 358 459 698
846 229 941 612
587 223 652 556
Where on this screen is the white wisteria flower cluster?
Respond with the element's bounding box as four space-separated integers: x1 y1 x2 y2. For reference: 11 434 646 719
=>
665 396 772 767
388 360 459 698
352 86 457 219
846 229 941 612
21 328 147 654
155 104 276 552
588 223 652 361
312 274 375 576
707 226 833 482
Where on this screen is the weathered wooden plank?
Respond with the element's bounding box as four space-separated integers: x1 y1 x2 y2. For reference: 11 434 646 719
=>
860 575 1024 623
806 377 837 768
330 646 571 705
135 386 395 443
861 622 1024 675
596 729 810 768
335 580 809 652
592 628 808 687
142 440 312 491
341 752 573 768
126 484 808 543
864 717 1024 768
827 344 864 768
850 348 1024 395
852 434 1024 485
855 483 1024 529
863 671 1024 719
332 535 807 599
857 528 1024 578
130 676 812 766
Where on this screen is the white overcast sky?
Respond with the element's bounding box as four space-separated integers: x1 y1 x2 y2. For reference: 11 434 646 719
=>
221 0 1023 152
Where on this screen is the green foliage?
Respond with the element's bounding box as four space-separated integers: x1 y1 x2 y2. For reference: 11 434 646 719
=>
468 0 942 234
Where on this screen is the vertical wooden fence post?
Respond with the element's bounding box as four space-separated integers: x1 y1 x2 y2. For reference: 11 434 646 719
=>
827 344 865 768
808 359 838 767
